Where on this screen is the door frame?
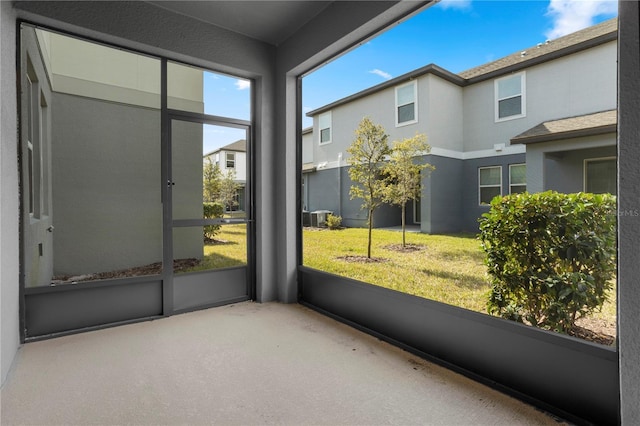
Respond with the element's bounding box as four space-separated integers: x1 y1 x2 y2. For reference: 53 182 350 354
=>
163 108 254 314
18 24 256 341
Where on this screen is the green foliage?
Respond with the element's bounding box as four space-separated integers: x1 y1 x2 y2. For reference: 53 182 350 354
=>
478 191 617 333
347 117 391 258
219 168 240 211
382 133 434 247
326 214 342 230
203 158 222 203
203 202 224 241
203 158 239 212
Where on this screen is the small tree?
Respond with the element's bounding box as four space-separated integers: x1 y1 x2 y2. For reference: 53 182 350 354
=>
347 117 391 258
479 191 617 333
219 168 240 212
382 134 434 247
203 158 222 203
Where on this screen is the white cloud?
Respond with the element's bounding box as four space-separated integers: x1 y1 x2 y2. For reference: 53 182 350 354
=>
437 0 472 11
235 79 251 90
369 69 392 80
545 0 617 40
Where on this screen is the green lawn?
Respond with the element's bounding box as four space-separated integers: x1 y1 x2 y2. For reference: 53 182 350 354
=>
179 224 248 273
189 225 616 335
302 227 617 325
303 228 491 312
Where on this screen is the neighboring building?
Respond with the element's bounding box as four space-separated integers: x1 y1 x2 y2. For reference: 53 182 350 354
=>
23 26 206 280
301 126 314 212
204 139 248 211
305 18 617 233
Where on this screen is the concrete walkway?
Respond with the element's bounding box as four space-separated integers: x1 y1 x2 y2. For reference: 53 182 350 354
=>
1 302 564 425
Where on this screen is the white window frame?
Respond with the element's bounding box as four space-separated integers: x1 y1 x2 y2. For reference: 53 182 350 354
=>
395 80 418 127
509 163 527 194
479 166 502 206
226 152 236 169
495 72 526 122
318 111 332 145
584 156 617 194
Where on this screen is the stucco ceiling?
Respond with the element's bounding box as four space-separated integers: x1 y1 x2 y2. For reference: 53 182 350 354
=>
147 1 333 46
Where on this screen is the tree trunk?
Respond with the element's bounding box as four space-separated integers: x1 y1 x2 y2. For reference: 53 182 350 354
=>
368 209 373 258
401 203 406 247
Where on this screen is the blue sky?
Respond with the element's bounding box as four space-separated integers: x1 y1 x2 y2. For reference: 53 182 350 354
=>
301 0 618 127
202 0 618 146
202 71 251 154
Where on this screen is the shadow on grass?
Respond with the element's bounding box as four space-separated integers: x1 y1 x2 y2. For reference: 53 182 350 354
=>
420 267 489 290
181 254 247 273
220 230 246 236
440 233 479 240
205 240 240 246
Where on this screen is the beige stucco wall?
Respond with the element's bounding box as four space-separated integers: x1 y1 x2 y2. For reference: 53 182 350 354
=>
40 30 204 111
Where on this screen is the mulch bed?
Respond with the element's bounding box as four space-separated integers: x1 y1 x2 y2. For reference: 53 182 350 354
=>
204 238 232 244
568 325 615 346
383 243 426 253
52 258 200 283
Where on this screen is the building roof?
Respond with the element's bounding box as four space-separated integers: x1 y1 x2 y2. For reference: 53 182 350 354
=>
459 18 617 81
307 64 463 116
204 139 246 157
510 110 616 145
307 18 617 117
221 139 246 152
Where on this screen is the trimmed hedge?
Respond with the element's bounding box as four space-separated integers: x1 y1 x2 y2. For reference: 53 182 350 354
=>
479 191 616 333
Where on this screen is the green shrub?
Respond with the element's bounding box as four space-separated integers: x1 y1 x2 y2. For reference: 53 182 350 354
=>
203 202 225 241
326 214 342 230
478 191 616 333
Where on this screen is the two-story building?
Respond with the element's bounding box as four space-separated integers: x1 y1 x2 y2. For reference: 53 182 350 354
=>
304 18 617 233
204 139 248 212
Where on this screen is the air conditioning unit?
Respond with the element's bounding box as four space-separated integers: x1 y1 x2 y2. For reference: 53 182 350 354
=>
302 211 311 227
310 210 333 227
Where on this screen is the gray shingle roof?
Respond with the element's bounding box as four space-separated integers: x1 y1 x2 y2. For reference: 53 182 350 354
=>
203 139 246 158
459 18 617 80
221 139 246 152
511 110 616 144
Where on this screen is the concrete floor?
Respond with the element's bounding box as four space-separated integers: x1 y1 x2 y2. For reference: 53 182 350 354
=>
1 302 565 425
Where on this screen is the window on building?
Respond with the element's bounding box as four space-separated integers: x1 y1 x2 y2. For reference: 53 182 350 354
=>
495 72 525 121
509 164 526 194
395 81 417 126
319 111 331 144
226 152 236 169
479 166 502 205
585 157 617 195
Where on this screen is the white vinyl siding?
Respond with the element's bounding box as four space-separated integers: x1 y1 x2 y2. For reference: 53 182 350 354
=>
395 81 417 126
495 72 525 122
509 164 526 194
319 111 332 144
479 166 502 205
